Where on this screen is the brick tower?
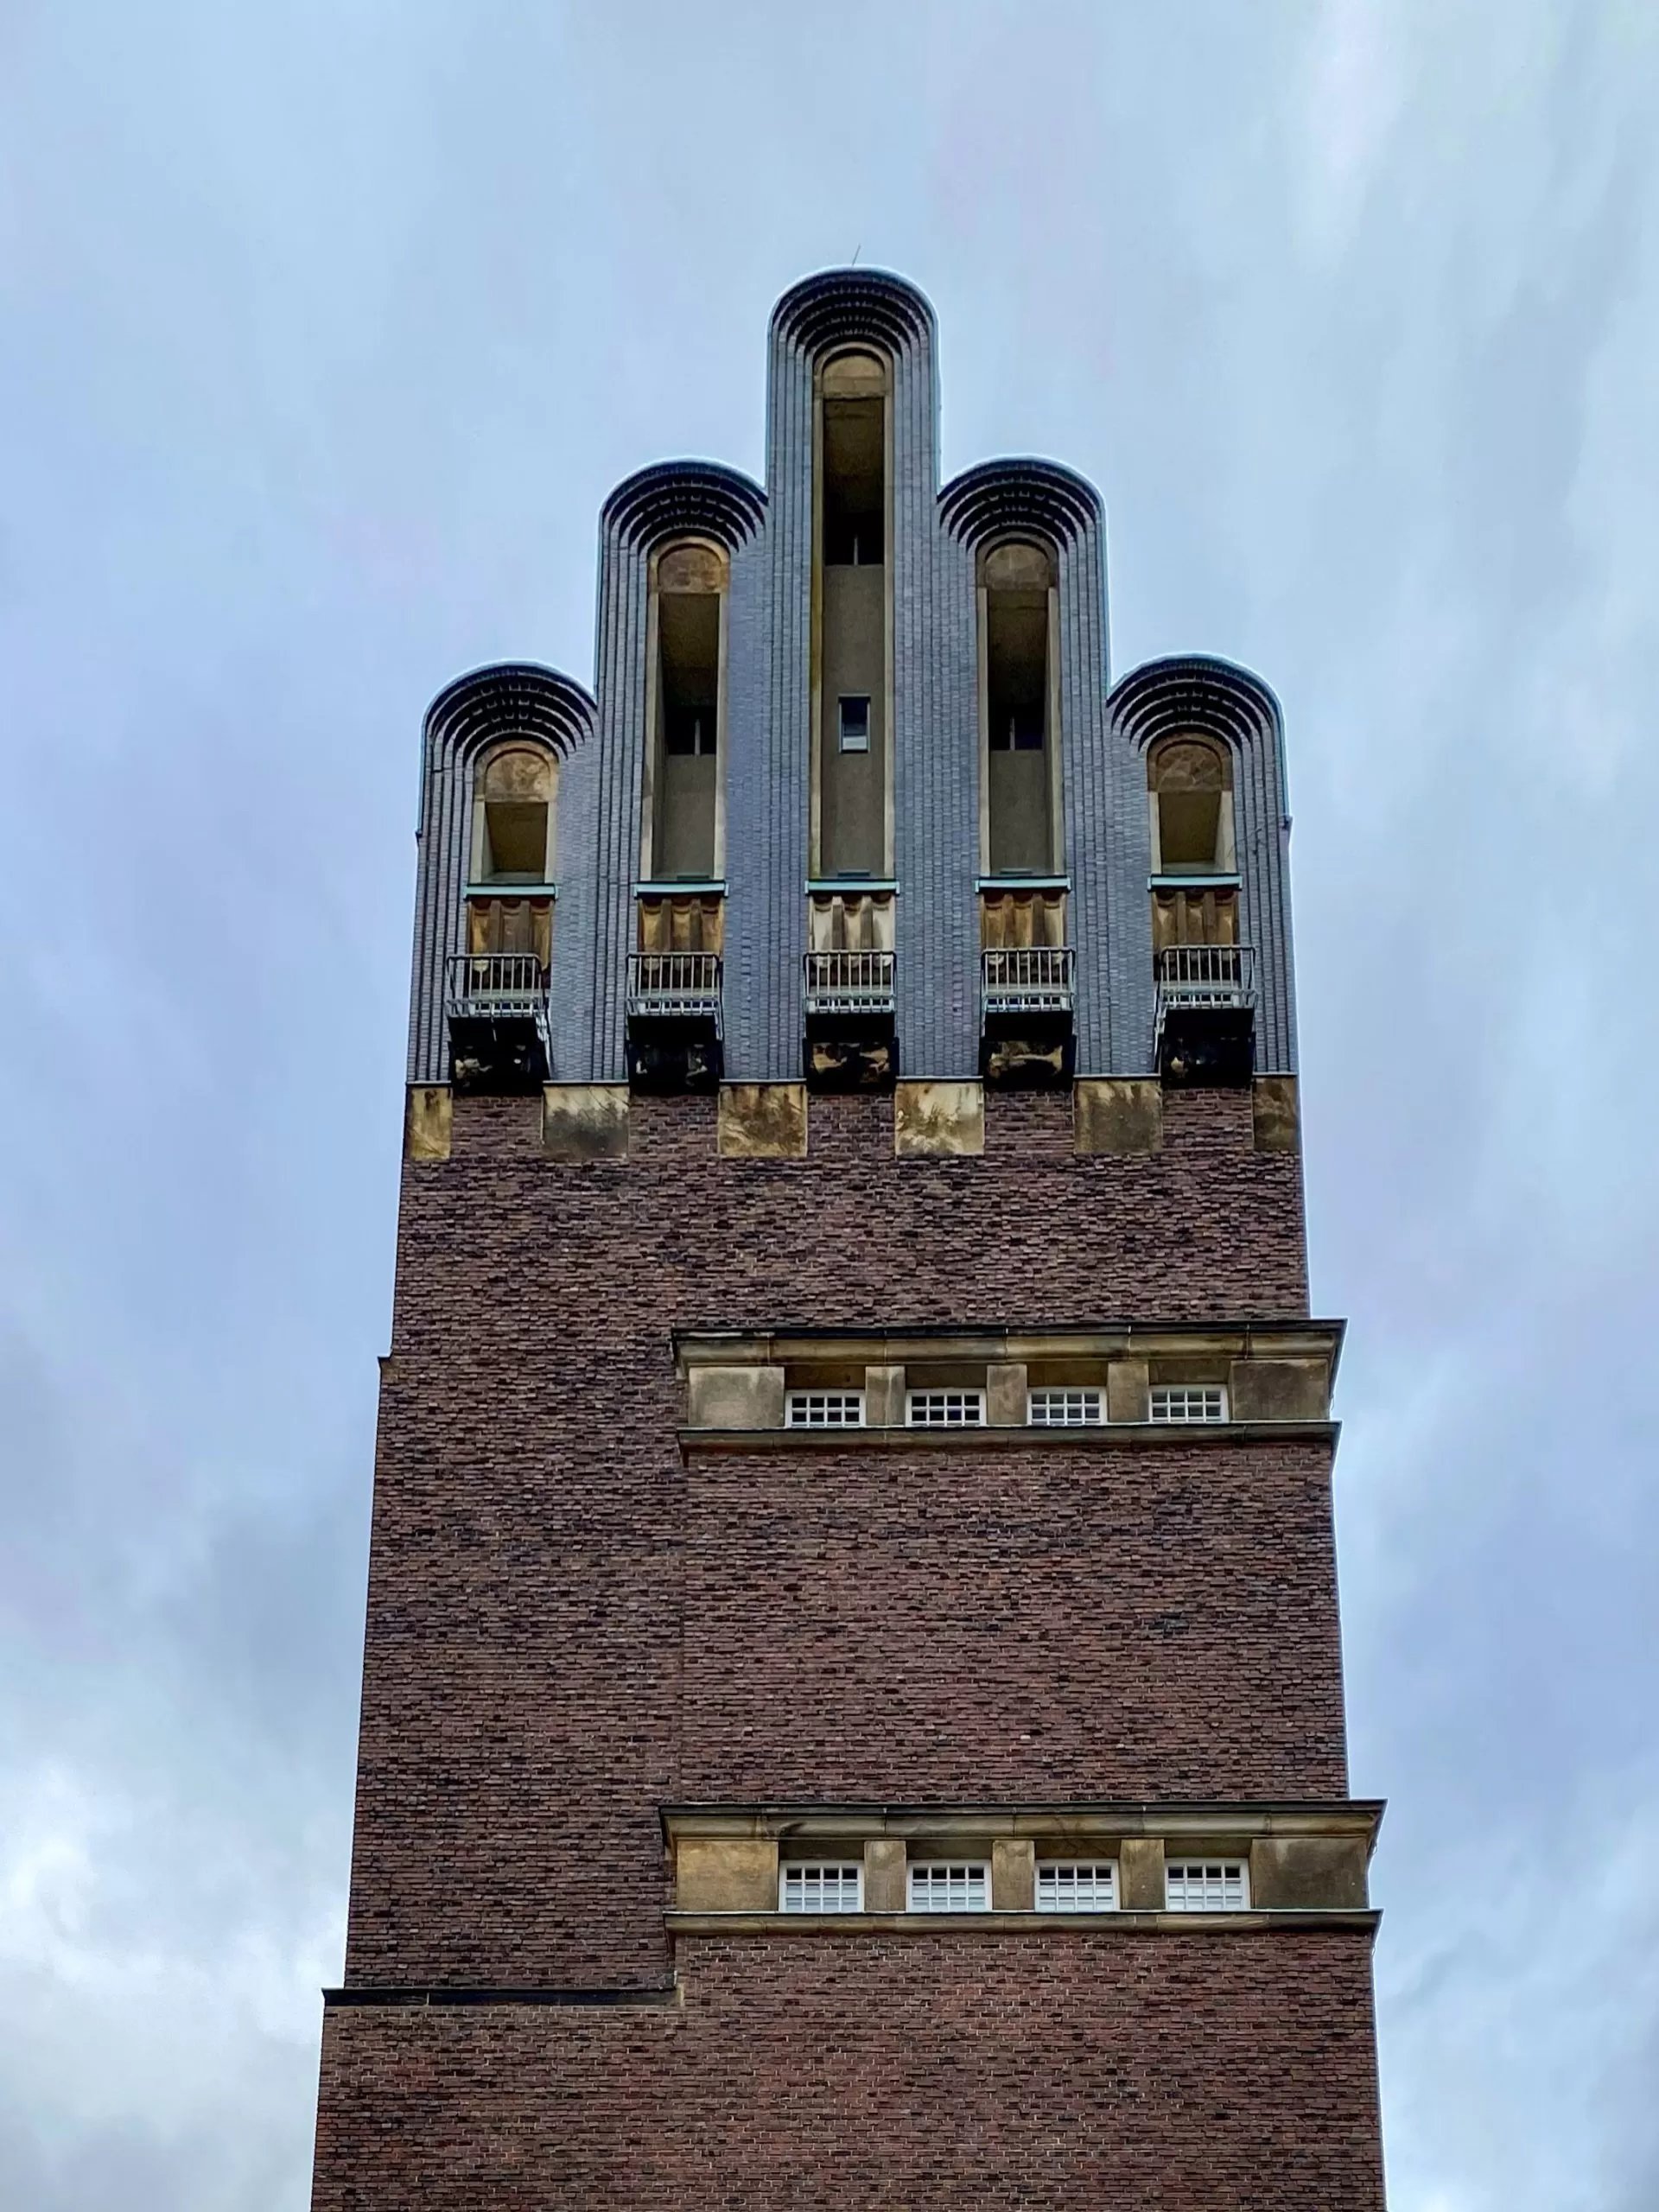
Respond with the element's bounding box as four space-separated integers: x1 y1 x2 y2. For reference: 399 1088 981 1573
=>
309 270 1387 2208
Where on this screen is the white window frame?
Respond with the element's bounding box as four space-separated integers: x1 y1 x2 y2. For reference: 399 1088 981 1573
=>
785 1389 867 1429
907 1861 990 1912
1027 1388 1105 1427
779 1862 864 1913
1148 1383 1229 1425
1035 1860 1119 1911
905 1389 986 1428
1164 1859 1250 1912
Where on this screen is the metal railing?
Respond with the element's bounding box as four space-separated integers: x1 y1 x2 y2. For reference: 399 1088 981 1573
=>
626 951 723 1029
803 948 896 1017
1154 943 1257 1011
982 945 1075 1017
445 952 550 1021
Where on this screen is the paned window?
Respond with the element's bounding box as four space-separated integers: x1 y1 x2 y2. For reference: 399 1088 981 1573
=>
838 695 871 753
786 1391 866 1429
1148 1384 1228 1424
905 1390 986 1428
779 1863 863 1912
1036 1861 1118 1911
1165 1860 1249 1911
1028 1388 1104 1427
908 1863 990 1911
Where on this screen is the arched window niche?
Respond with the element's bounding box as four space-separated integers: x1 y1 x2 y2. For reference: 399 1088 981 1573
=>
812 347 893 887
979 537 1062 880
467 742 558 969
1147 733 1238 951
641 537 728 888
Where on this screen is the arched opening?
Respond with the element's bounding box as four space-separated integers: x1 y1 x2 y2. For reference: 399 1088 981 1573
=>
1148 732 1235 878
814 349 891 881
980 538 1058 876
467 744 557 969
644 538 727 883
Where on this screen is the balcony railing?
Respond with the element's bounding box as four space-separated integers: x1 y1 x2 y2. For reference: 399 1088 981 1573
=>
1154 942 1257 1013
982 945 1075 1019
626 951 723 1032
445 952 550 1022
804 949 896 1019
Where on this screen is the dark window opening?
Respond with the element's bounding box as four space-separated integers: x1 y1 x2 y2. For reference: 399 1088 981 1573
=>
823 397 885 566
664 705 715 757
839 696 871 753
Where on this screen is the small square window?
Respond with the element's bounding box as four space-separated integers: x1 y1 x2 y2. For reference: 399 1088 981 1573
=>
905 1390 986 1428
780 1863 863 1913
838 696 871 753
786 1390 866 1429
1036 1861 1118 1911
1027 1388 1104 1427
1148 1384 1228 1425
908 1863 989 1911
1165 1860 1249 1911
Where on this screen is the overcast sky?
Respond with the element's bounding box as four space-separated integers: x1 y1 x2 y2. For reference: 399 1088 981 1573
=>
3 3 1656 2205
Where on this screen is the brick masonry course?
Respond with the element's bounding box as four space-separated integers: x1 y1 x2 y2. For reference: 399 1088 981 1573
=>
343 1087 1331 1990
314 1935 1386 2209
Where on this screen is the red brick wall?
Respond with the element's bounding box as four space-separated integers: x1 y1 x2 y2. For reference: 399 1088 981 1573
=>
341 1087 1332 1989
313 1933 1385 2209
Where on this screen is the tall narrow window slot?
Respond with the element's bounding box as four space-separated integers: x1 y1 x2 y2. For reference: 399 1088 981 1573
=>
816 351 890 880
980 539 1058 876
645 540 727 883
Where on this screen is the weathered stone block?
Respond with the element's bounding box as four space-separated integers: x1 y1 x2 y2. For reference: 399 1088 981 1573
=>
987 1363 1028 1427
675 1838 778 1912
1252 1076 1300 1153
1106 1358 1150 1425
542 1084 629 1162
1230 1357 1329 1422
1119 1837 1166 1910
404 1084 453 1162
894 1080 984 1157
718 1083 808 1160
1249 1837 1368 1910
993 1838 1035 1911
686 1366 785 1431
863 1838 906 1914
864 1364 906 1427
1075 1078 1163 1155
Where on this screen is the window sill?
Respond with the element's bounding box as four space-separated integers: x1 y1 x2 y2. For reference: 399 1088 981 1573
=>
678 1419 1340 1456
664 1908 1379 1938
466 881 558 899
636 879 727 896
1148 872 1240 890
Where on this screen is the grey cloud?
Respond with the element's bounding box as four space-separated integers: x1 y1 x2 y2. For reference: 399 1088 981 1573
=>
3 3 1656 2205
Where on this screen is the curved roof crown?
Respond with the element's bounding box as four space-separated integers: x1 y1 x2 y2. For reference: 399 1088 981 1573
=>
1108 654 1283 752
423 661 595 763
939 458 1104 550
601 460 766 552
771 267 937 355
